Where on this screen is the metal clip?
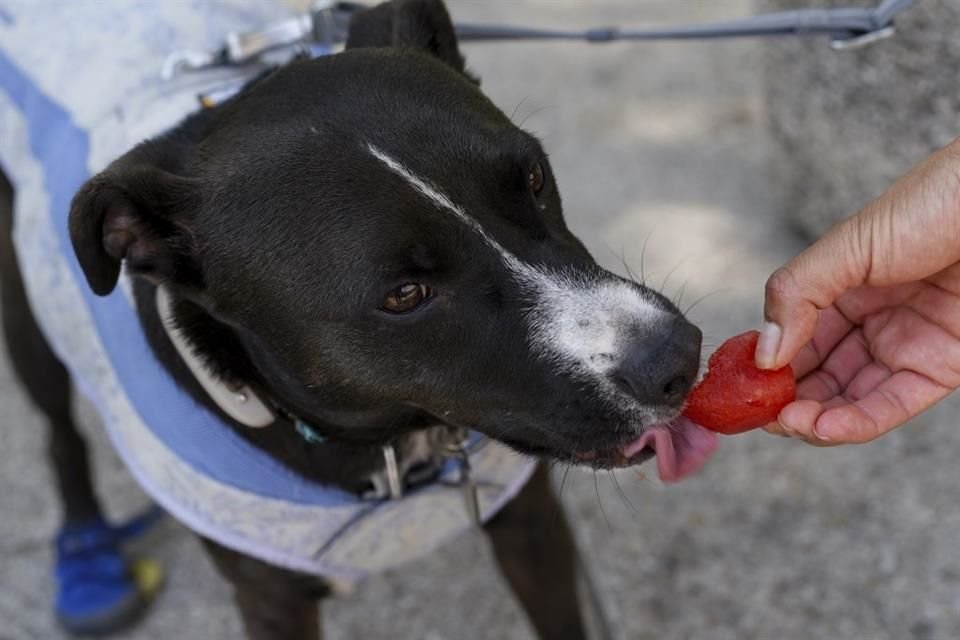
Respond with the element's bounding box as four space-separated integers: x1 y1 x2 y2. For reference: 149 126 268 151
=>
830 25 895 51
460 462 481 527
161 1 346 80
382 444 403 500
224 14 314 65
442 442 481 527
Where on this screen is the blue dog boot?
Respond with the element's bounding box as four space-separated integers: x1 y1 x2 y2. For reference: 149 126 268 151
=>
54 508 164 636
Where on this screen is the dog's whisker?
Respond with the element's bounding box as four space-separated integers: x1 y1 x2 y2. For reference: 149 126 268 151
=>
699 338 719 352
618 244 643 287
639 226 657 287
675 278 689 310
659 257 689 296
683 288 730 316
551 464 574 532
509 95 530 122
701 333 720 349
593 470 613 532
608 470 641 518
517 104 555 129
558 464 572 501
598 240 642 287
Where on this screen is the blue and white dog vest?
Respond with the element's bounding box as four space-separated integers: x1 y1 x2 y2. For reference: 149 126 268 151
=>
0 1 534 582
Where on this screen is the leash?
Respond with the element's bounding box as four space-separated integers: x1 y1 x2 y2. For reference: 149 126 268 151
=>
163 0 913 78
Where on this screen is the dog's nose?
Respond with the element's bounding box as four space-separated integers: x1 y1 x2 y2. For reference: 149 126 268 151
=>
613 317 702 408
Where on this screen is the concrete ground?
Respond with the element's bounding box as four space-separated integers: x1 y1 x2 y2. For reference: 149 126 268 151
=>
2 1 959 639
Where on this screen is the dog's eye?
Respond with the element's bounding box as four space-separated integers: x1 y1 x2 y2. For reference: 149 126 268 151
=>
528 162 545 195
381 283 431 314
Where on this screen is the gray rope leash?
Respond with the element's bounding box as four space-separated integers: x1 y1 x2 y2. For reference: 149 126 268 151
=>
454 0 913 45
163 0 914 78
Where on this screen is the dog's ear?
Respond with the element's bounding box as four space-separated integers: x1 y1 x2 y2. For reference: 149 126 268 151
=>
69 154 201 296
346 0 468 76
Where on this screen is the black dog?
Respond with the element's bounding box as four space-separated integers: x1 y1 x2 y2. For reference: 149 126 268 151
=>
0 1 705 638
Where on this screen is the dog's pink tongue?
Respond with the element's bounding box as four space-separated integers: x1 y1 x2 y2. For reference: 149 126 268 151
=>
622 417 718 483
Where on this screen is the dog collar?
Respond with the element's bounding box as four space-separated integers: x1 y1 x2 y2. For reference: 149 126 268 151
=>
156 286 275 428
155 286 477 502
158 287 332 445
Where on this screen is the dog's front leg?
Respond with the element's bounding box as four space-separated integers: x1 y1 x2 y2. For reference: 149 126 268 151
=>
484 463 588 640
202 538 328 640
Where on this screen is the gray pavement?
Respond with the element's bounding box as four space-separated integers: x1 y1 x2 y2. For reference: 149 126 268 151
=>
2 1 959 639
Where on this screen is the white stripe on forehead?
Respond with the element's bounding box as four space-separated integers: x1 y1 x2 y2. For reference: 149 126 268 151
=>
364 143 667 399
366 143 535 279
366 143 503 251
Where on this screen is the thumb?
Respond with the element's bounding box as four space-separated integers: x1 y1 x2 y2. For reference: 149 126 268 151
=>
757 137 960 371
756 216 869 370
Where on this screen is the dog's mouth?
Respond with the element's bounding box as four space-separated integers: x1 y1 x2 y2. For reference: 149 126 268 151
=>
574 417 718 482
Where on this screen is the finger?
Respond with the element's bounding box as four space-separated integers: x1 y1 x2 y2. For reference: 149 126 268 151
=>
795 370 843 404
788 305 857 379
927 260 960 298
761 137 960 370
794 328 872 403
759 219 869 370
762 415 810 438
833 283 919 324
864 273 960 349
810 327 872 390
847 139 960 287
776 399 839 447
762 422 792 438
820 396 851 411
813 370 953 443
863 306 960 389
840 361 893 403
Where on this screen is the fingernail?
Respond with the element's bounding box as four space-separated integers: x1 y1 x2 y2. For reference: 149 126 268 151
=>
777 414 799 438
755 321 782 369
812 423 833 442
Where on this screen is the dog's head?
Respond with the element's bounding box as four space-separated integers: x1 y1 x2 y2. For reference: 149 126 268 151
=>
68 0 713 477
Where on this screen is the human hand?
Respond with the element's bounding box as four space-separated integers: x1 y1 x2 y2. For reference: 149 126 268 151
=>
756 138 960 445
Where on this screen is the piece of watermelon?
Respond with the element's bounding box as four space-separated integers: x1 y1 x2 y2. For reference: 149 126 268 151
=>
682 330 796 435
